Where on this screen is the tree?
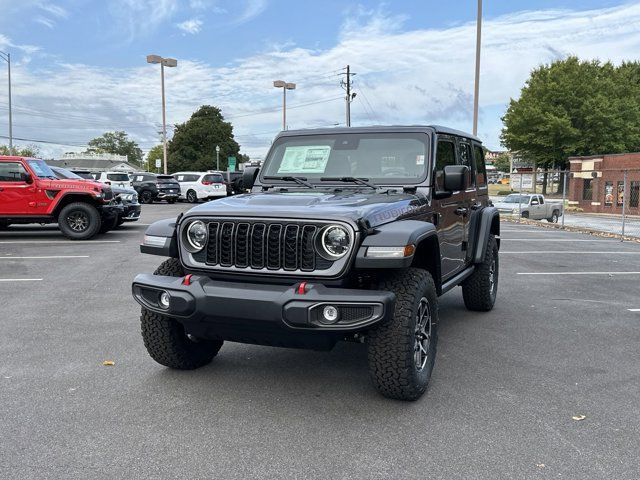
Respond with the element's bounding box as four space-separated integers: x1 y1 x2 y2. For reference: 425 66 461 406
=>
493 153 511 173
146 145 163 172
0 144 40 157
86 131 143 165
167 105 242 172
501 57 640 170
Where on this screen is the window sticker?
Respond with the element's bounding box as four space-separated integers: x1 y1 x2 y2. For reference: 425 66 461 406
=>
416 154 425 165
278 146 331 174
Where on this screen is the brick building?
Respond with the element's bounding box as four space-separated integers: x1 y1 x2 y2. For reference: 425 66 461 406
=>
568 153 640 214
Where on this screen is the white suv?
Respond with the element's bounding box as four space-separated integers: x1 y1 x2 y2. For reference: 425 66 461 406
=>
173 171 227 203
92 171 133 188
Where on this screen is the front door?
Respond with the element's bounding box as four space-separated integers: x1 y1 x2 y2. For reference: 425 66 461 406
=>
434 136 466 278
0 161 35 215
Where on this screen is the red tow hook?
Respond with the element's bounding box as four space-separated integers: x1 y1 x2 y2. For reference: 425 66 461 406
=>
182 274 193 286
297 281 308 295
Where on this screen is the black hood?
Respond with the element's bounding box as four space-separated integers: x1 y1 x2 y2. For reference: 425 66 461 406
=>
185 188 429 228
110 186 137 195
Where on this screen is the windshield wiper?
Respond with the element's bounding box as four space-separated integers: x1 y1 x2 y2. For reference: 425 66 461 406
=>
320 176 377 189
263 175 315 189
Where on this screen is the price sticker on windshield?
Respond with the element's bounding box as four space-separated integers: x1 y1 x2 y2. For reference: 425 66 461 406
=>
278 146 331 174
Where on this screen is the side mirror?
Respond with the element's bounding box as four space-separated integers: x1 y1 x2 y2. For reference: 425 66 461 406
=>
242 167 260 191
23 173 33 184
443 165 469 192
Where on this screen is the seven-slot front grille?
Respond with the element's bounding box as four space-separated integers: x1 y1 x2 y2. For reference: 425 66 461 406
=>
201 220 335 272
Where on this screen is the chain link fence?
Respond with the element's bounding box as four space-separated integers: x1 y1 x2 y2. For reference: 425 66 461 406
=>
492 168 640 240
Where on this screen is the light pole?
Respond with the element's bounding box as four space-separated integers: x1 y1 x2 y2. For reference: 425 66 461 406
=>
273 80 296 131
215 145 220 171
0 51 12 154
147 54 177 174
472 0 482 136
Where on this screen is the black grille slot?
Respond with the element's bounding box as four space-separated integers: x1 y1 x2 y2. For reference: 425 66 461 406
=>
219 222 234 266
300 225 317 271
235 223 250 268
267 224 283 269
283 225 299 270
339 306 373 323
206 222 220 264
201 220 342 273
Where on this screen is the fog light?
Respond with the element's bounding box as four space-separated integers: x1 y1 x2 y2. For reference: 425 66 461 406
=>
322 305 339 323
159 291 170 309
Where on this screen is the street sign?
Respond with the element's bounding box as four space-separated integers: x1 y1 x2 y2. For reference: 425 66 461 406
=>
155 159 161 168
228 156 236 171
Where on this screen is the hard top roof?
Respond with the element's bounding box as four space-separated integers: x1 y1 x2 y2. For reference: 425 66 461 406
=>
275 125 481 143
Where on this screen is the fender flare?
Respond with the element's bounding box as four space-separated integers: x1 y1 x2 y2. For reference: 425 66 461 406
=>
355 220 438 269
140 218 179 257
470 207 500 264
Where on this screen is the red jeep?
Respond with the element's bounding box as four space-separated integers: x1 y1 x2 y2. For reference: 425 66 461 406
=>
0 156 123 239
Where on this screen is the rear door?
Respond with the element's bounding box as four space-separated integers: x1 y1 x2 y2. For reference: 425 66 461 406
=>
0 161 36 215
434 135 466 278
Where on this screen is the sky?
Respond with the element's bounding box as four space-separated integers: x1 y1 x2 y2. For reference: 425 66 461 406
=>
0 0 639 160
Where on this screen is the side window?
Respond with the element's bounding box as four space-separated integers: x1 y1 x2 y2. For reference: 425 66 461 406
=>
0 162 27 182
538 195 544 205
583 179 593 200
176 175 185 182
473 145 487 187
435 139 456 190
459 141 475 187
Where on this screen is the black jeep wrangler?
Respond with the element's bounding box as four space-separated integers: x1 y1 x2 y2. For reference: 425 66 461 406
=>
132 126 499 400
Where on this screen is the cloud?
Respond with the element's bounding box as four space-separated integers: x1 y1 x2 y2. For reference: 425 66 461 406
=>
108 0 179 41
233 0 268 25
177 18 203 35
3 3 640 159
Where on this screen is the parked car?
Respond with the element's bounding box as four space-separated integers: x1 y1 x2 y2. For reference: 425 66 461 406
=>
0 156 122 239
69 169 95 180
132 125 500 401
130 173 180 204
91 171 133 188
172 171 227 203
52 166 141 225
494 194 563 222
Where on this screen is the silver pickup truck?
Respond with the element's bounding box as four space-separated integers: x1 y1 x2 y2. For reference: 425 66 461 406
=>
494 194 563 223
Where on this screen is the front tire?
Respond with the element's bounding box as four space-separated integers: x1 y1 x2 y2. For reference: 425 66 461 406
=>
140 258 223 369
58 202 101 240
462 234 499 311
99 215 119 234
367 268 439 401
140 190 153 204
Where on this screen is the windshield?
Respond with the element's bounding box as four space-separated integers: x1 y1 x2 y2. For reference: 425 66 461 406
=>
261 133 429 185
27 159 56 179
503 194 531 203
107 173 130 181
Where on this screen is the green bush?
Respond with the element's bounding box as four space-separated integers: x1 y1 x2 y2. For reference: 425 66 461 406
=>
497 190 512 195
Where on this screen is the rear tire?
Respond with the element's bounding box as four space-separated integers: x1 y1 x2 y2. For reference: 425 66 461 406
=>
367 268 439 401
57 202 102 240
140 190 153 204
186 190 198 203
547 211 559 223
462 234 499 311
99 214 119 234
140 258 223 369
167 199 176 204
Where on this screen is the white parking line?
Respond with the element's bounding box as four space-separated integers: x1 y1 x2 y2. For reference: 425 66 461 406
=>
628 309 640 312
0 255 90 259
502 251 640 254
0 240 120 244
0 278 43 282
502 239 619 242
517 272 640 275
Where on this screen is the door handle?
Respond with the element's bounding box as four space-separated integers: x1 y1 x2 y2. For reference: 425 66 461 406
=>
455 207 468 216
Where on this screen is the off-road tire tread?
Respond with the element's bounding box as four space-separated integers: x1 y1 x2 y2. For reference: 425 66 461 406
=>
367 268 438 401
58 202 101 240
140 258 222 369
462 235 498 311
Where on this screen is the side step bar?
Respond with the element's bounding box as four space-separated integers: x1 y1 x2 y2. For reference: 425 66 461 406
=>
440 265 475 295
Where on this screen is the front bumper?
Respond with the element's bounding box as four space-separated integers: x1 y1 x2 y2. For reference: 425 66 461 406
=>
132 274 395 332
122 204 142 221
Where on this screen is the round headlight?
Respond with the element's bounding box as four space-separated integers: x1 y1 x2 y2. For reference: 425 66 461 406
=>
319 225 350 259
186 220 208 251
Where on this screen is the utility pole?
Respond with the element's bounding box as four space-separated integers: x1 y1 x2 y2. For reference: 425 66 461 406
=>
146 55 177 175
0 51 12 154
472 0 482 136
340 65 356 127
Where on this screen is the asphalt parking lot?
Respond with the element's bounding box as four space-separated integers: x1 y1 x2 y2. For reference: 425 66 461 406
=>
1 204 639 479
